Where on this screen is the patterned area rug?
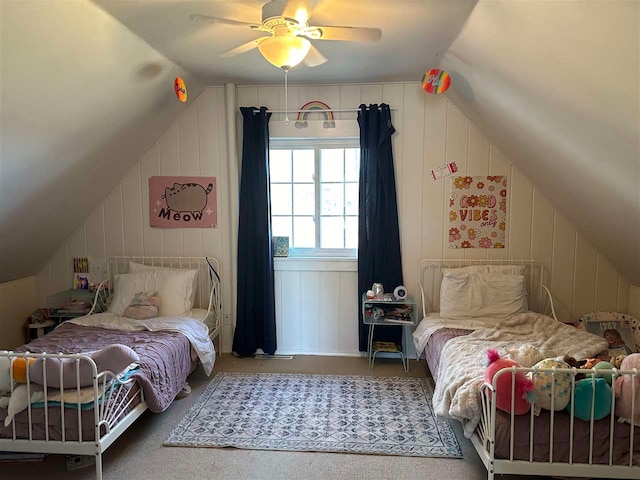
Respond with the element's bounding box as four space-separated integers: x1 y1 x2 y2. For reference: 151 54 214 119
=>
164 372 462 458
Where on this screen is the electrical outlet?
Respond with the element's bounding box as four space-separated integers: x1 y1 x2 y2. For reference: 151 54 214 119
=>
224 313 231 326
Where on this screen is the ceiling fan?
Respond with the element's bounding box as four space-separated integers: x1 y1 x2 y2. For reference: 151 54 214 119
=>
190 0 382 70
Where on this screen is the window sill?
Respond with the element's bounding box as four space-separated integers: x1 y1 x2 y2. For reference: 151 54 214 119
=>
273 257 357 272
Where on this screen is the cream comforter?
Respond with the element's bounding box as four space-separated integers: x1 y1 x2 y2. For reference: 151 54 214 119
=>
430 312 608 437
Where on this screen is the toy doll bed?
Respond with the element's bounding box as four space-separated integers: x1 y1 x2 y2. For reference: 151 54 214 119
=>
0 256 222 480
414 259 639 480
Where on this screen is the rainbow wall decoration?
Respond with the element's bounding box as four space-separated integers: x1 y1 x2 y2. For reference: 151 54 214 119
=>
295 100 335 129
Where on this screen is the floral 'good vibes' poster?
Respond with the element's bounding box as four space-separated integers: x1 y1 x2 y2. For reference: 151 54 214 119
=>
448 175 507 249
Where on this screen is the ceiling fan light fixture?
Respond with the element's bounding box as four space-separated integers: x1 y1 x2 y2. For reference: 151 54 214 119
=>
258 35 311 69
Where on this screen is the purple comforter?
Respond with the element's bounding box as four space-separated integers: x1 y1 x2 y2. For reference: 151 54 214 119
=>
8 323 195 413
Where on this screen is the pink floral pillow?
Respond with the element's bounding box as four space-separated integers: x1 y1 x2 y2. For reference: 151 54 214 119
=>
123 291 159 320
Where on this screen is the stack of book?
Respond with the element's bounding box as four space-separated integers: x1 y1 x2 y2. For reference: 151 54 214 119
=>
373 341 401 353
55 299 91 316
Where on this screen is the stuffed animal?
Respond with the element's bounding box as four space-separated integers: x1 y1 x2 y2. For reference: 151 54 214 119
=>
566 377 612 421
614 353 640 424
580 358 603 370
563 356 582 369
610 354 627 369
505 345 545 367
10 357 36 383
593 361 615 385
484 349 534 415
527 357 572 411
0 354 11 392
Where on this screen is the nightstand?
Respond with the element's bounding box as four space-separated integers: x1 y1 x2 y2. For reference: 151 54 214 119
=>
362 293 418 371
46 287 107 324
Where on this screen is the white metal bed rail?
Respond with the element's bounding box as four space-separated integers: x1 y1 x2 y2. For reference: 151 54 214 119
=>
417 259 552 320
0 350 145 479
475 366 639 479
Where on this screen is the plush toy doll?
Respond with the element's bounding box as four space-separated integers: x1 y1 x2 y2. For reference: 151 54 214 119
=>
566 377 612 421
484 349 534 415
614 353 640 424
0 354 11 392
505 345 545 367
593 361 615 385
610 354 628 369
528 357 572 411
9 357 36 383
580 358 603 370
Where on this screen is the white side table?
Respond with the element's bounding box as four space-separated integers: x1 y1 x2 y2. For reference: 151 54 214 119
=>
362 293 418 371
28 320 55 339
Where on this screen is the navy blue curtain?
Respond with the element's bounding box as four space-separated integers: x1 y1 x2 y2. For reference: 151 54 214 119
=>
232 106 277 356
357 103 404 351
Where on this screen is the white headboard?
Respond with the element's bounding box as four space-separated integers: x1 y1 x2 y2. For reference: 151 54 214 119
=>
107 256 222 337
417 259 556 320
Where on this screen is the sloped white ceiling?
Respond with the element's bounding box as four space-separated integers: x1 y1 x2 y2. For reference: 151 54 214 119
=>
440 1 639 285
1 0 638 285
0 1 205 282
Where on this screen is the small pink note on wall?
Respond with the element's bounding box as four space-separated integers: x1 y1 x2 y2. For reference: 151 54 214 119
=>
149 176 217 228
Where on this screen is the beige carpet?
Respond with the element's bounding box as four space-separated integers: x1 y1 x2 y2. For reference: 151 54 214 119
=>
0 354 560 480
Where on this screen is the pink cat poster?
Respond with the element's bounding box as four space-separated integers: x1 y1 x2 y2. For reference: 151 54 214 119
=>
149 176 217 228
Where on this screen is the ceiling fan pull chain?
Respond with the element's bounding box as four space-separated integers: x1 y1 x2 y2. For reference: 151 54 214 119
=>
284 67 290 124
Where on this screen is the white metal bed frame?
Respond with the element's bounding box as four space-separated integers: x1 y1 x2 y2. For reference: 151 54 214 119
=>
103 256 223 342
418 258 556 321
417 258 639 480
0 256 222 479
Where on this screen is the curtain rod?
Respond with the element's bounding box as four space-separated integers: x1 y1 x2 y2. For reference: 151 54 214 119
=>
251 107 397 114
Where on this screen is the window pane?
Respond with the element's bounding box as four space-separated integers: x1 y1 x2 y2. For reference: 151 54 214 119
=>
270 184 292 215
321 217 344 248
345 216 358 248
293 150 314 182
344 148 360 182
270 150 291 182
345 183 358 215
321 184 344 215
272 217 292 240
293 217 315 248
270 141 359 256
320 149 344 182
293 184 314 215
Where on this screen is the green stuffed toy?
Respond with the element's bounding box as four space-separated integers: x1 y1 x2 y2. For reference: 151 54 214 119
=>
565 377 612 421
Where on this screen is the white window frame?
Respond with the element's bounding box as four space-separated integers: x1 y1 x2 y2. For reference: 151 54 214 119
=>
269 137 360 259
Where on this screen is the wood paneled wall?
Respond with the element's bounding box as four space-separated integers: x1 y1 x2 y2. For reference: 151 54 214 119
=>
36 87 235 349
36 82 634 355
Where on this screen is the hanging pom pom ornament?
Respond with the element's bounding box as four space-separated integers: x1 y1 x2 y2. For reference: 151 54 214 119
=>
421 69 451 94
174 77 187 102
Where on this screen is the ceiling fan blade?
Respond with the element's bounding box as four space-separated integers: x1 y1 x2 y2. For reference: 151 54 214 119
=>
220 37 268 58
281 0 320 24
189 13 258 28
302 44 327 67
311 25 382 42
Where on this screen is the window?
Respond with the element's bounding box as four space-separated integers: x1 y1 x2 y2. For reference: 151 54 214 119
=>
269 139 360 257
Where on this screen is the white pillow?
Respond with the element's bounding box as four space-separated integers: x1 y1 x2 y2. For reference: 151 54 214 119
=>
158 269 198 317
109 269 197 317
109 271 164 316
439 272 528 319
442 264 526 276
128 261 198 308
